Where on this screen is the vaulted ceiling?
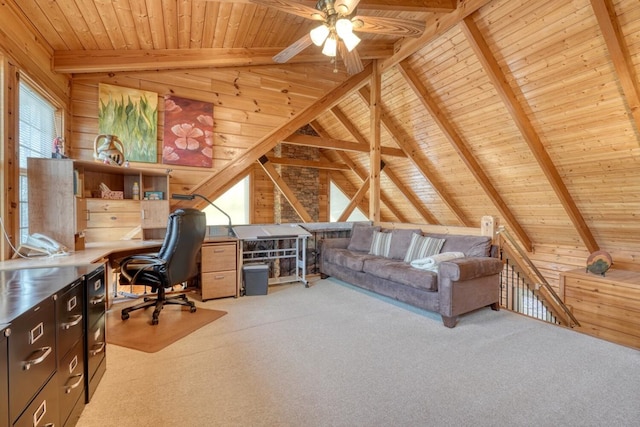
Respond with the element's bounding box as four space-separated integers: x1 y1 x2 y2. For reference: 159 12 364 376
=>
6 0 640 273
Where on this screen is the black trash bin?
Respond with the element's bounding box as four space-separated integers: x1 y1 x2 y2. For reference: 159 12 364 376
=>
243 264 269 295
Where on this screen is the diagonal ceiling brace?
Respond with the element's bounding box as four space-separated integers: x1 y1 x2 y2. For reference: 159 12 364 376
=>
460 16 599 253
398 59 534 252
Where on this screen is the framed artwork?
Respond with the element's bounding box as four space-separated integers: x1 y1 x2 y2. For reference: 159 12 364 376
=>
98 83 158 163
162 95 214 168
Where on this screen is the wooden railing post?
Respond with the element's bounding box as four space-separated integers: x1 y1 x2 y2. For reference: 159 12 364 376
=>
481 216 499 244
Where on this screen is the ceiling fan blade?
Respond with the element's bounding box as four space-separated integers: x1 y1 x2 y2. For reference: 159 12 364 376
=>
250 0 325 20
335 0 362 14
352 15 425 36
338 42 364 75
273 33 314 63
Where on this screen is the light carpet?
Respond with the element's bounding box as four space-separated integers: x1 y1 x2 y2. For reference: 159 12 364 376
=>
106 300 227 353
80 278 640 426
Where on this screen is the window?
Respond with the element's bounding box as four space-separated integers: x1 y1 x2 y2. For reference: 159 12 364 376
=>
18 80 59 243
329 181 368 222
203 176 250 226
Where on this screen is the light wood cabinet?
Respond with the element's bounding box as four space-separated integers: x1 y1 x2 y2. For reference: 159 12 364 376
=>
560 268 640 350
28 158 170 250
200 239 240 300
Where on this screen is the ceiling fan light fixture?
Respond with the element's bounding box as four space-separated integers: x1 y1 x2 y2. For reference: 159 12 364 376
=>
335 18 353 39
342 31 361 52
322 34 338 57
310 24 330 46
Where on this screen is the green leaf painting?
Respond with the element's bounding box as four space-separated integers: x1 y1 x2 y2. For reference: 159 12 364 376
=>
98 84 158 163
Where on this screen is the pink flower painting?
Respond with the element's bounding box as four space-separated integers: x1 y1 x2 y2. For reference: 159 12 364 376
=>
162 95 214 167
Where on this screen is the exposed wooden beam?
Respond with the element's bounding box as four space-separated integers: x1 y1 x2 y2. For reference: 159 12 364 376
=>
370 60 382 223
382 166 439 225
329 107 422 222
460 16 599 254
590 0 640 146
265 156 350 171
210 0 456 12
381 0 493 72
171 164 253 210
282 133 407 157
258 156 314 223
312 121 404 222
338 176 371 222
53 44 393 74
358 87 468 226
187 62 373 200
398 59 534 252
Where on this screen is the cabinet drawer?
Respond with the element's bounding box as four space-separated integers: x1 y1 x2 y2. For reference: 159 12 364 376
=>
202 244 236 272
85 314 106 403
57 279 84 356
86 199 140 228
8 298 56 424
57 338 85 427
13 374 59 427
86 268 106 329
201 271 237 300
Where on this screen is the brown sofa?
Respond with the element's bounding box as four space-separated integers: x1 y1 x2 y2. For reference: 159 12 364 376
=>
319 224 504 328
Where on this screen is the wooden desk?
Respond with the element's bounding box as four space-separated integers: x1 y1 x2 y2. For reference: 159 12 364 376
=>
0 240 164 271
0 240 164 306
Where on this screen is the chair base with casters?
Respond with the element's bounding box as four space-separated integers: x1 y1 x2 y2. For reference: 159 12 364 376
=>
120 282 197 325
117 208 206 325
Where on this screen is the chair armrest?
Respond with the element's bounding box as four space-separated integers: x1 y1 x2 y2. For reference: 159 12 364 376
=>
438 257 503 282
119 254 166 284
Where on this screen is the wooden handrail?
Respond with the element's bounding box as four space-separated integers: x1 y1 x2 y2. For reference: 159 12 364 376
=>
497 226 580 328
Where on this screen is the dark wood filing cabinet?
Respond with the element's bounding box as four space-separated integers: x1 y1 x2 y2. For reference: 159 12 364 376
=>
84 266 107 403
1 324 9 427
0 264 107 427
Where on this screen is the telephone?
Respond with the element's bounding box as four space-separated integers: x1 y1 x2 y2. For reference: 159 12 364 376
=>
19 233 68 257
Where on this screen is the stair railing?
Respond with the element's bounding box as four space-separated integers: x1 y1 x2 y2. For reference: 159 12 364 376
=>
497 226 580 328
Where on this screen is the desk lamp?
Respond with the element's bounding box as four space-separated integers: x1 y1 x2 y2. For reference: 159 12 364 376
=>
172 193 234 237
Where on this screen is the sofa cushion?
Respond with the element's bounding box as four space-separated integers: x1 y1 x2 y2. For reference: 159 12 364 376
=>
403 233 446 263
324 248 375 272
426 233 492 257
369 230 392 257
388 228 422 260
363 258 438 291
347 223 380 252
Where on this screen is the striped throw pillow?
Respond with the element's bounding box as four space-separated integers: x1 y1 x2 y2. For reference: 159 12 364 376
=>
404 234 446 263
369 231 392 257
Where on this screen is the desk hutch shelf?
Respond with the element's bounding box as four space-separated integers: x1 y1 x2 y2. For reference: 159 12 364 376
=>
28 158 170 251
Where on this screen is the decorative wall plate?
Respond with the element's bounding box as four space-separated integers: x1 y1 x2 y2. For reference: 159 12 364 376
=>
586 250 613 276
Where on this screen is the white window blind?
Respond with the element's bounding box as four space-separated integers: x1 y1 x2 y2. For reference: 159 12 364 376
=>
18 81 57 243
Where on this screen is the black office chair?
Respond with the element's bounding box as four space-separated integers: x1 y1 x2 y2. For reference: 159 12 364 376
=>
119 208 206 325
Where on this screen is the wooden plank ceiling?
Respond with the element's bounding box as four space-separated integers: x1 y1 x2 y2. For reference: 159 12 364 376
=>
7 0 640 274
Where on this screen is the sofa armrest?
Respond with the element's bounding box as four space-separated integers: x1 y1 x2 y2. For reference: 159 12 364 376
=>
438 257 503 282
319 238 351 275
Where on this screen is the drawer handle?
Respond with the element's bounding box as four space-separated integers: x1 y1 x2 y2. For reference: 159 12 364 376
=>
213 249 225 253
214 275 225 280
64 373 84 394
23 346 52 371
90 295 106 305
61 314 83 330
90 341 106 356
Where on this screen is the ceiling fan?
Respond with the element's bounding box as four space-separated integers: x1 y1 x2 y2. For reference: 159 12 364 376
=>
251 0 426 74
